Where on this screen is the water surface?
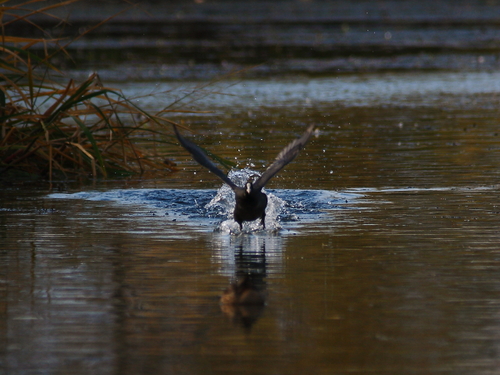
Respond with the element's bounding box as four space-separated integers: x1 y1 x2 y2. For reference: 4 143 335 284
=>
3 71 500 374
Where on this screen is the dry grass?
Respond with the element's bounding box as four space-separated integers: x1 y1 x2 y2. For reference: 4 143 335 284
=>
0 0 182 181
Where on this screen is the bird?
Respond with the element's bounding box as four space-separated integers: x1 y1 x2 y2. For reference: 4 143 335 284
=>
173 123 315 230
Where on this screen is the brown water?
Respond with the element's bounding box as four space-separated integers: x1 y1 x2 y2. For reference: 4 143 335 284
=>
3 71 500 374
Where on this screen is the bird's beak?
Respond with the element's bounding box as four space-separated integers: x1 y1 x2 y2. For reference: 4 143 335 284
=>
247 174 260 183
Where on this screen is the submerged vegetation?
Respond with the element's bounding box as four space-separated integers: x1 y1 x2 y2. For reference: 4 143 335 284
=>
0 0 186 181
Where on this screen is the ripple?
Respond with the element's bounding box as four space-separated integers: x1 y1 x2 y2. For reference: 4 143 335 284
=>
48 183 358 233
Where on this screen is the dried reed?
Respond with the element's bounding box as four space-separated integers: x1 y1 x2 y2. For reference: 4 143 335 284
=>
0 0 181 181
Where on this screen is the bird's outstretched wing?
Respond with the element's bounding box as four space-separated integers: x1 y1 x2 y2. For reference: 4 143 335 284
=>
173 125 238 189
253 124 315 191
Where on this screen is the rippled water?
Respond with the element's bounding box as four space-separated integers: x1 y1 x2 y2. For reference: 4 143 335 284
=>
124 71 500 111
47 174 356 235
3 71 500 374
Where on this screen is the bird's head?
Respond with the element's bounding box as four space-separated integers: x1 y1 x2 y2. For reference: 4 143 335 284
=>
245 181 253 194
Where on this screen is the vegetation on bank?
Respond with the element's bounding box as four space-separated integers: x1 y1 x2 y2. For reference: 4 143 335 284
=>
0 0 186 182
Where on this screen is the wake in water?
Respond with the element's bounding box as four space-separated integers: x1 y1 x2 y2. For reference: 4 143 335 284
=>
47 173 357 234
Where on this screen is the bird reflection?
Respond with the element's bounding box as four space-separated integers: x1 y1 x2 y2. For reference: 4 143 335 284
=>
220 275 266 329
220 240 268 329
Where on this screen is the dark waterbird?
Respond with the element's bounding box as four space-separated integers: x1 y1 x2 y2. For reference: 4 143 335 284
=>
173 124 315 230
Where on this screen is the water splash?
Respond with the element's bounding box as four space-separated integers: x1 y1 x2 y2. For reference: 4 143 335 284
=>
205 168 286 234
47 185 357 234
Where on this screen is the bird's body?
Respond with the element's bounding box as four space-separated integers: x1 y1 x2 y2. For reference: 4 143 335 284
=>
233 184 268 228
173 124 315 230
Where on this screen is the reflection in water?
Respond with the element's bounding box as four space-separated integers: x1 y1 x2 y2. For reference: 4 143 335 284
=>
121 72 500 114
211 234 283 278
6 70 500 374
7 182 500 374
222 237 269 329
215 234 275 329
220 276 266 330
213 230 275 329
